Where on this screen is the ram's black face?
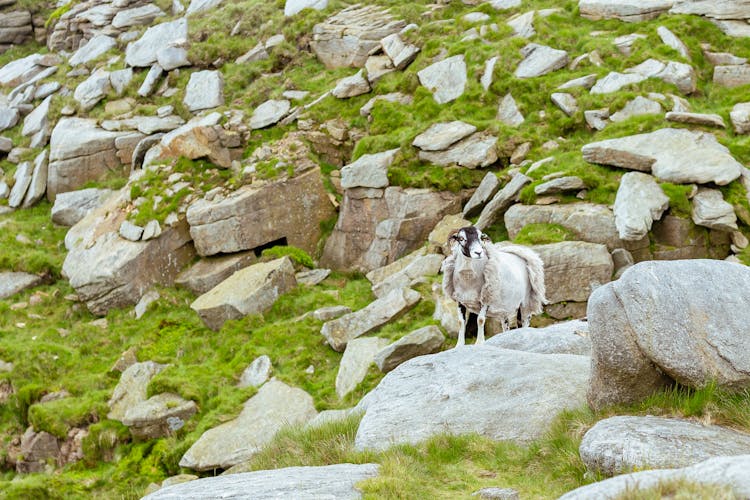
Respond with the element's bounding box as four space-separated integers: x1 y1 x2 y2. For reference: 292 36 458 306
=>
448 226 490 259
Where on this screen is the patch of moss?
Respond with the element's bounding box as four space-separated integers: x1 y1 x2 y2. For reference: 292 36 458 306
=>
261 245 315 269
28 393 109 439
513 223 577 245
660 183 693 218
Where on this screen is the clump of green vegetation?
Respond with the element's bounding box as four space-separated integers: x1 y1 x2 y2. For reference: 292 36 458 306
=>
0 203 67 278
615 480 737 500
261 245 315 269
660 183 693 218
513 223 577 245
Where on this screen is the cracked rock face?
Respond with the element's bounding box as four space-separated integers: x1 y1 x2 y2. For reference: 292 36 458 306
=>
587 259 750 410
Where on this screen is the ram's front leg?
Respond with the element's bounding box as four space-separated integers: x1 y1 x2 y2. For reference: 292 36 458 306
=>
456 304 467 347
476 305 489 345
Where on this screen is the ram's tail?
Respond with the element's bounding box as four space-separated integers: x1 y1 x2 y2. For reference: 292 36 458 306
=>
495 244 547 316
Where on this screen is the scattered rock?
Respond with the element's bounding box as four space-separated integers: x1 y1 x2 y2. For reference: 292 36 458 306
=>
296 268 330 286
122 393 198 439
417 133 498 169
340 148 398 189
332 69 371 99
533 241 613 304
190 258 297 331
417 55 467 104
184 70 224 112
125 19 188 67
69 34 116 66
178 379 317 471
514 43 568 78
534 176 586 196
321 288 421 352
691 188 738 232
475 173 531 230
108 361 167 421
354 347 590 450
285 0 328 17
74 69 111 110
0 272 42 300
587 260 750 410
550 92 578 116
51 188 113 227
497 94 524 127
412 121 476 152
730 102 750 134
175 251 258 295
590 71 646 94
609 96 662 122
508 11 535 38
336 337 389 398
580 415 750 476
374 325 445 373
665 111 725 128
713 64 750 88
582 128 743 185
112 4 165 29
7 160 31 208
381 33 419 70
559 455 750 500
613 172 669 241
579 0 674 22
250 99 291 129
463 172 500 218
134 290 160 319
370 253 443 298
238 355 272 388
657 26 690 59
119 220 144 242
313 305 352 322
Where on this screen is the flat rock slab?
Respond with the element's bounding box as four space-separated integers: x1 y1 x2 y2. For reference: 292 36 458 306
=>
144 463 380 499
665 111 725 128
463 172 500 218
514 43 568 78
374 325 445 373
487 320 590 355
418 133 498 169
609 96 662 122
714 65 750 88
534 176 585 195
670 0 750 19
332 69 371 98
0 272 43 300
336 337 389 398
184 70 224 112
371 253 443 298
731 102 750 134
417 55 467 104
179 379 317 471
190 257 297 331
175 251 258 295
122 393 198 439
590 71 646 94
579 0 675 22
613 172 669 241
580 415 750 476
321 288 421 351
125 18 188 67
354 347 590 450
187 168 335 257
341 148 398 189
559 455 750 500
311 5 405 68
582 128 743 185
475 173 530 230
691 188 738 232
587 260 750 410
412 121 477 152
250 99 291 129
108 361 167 421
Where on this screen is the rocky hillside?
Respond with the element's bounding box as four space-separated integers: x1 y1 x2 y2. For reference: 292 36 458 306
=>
1 0 750 497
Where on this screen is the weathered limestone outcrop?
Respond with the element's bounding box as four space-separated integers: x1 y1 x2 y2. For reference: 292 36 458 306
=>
321 186 461 272
186 168 335 257
62 190 195 316
533 241 613 304
587 260 750 410
354 347 590 450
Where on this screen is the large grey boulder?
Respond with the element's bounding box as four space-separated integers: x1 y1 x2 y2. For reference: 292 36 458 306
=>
175 251 258 295
533 241 613 304
587 260 750 410
417 55 467 104
374 325 445 373
336 337 389 398
311 5 405 68
582 128 743 185
125 19 188 67
580 415 750 476
179 379 317 471
108 361 167 421
670 0 750 19
322 288 421 352
486 320 590 355
0 53 48 87
0 272 43 300
613 172 669 241
341 148 398 189
579 0 674 22
184 71 224 112
514 44 568 78
74 69 111 110
504 203 647 252
412 121 476 152
122 393 198 439
186 168 335 257
144 463 379 499
47 118 125 201
691 188 738 232
51 188 113 227
354 347 590 450
249 99 291 129
62 191 195 316
190 257 297 331
559 455 750 500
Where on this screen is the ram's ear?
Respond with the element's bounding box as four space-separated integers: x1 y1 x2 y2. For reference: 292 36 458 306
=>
480 232 491 243
447 229 459 243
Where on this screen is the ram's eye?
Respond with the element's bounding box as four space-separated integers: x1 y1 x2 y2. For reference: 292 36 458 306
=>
480 234 491 242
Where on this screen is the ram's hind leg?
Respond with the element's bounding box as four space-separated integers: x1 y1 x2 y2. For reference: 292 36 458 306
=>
456 304 467 348
476 305 488 345
519 306 531 328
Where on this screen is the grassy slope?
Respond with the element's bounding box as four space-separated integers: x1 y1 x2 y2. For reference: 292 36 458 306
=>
1 0 750 497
